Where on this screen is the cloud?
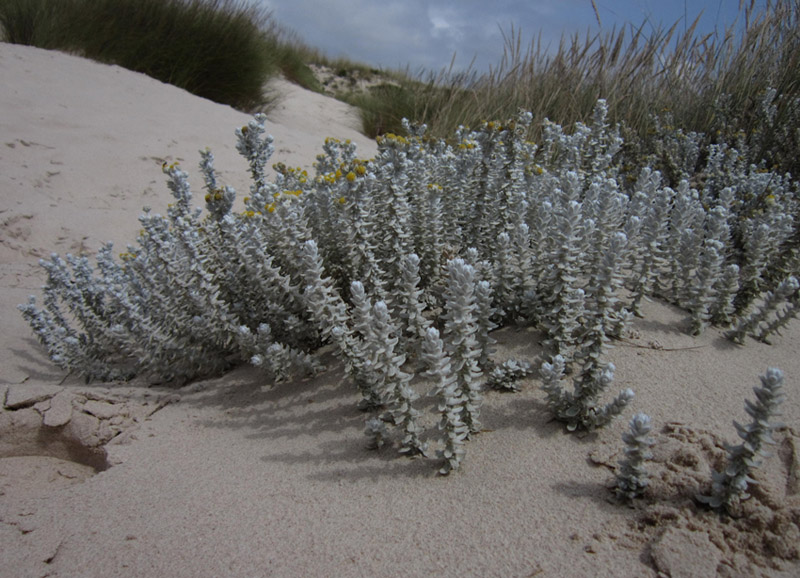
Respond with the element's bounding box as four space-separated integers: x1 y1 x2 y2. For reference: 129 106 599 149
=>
260 0 752 75
264 0 447 69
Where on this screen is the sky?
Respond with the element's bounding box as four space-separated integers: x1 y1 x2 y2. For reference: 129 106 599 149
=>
260 0 768 75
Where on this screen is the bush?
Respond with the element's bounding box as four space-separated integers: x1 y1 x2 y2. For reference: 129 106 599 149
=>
20 103 800 469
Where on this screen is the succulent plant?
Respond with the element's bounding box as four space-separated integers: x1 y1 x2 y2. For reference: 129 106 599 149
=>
614 413 655 501
698 368 786 514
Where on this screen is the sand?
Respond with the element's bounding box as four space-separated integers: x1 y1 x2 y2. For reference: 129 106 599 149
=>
0 43 798 577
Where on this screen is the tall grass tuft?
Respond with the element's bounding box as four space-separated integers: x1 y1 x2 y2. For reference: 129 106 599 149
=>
0 0 276 110
0 0 69 46
353 1 800 178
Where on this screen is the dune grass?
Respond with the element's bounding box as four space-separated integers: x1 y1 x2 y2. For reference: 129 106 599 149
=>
335 1 800 177
0 0 278 110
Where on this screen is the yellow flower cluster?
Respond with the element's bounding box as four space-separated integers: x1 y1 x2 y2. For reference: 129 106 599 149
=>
483 120 514 132
318 159 370 185
260 189 305 214
377 133 409 146
523 164 545 177
273 163 309 185
324 137 352 146
204 188 226 203
274 189 303 198
319 169 343 185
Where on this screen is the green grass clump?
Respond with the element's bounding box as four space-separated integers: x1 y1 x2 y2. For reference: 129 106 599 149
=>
0 0 67 46
339 2 800 178
340 83 418 138
0 0 277 110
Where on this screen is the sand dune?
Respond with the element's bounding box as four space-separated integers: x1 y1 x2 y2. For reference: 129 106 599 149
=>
0 43 797 577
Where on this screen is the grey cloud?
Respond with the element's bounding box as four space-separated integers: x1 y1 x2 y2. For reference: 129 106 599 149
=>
261 0 751 75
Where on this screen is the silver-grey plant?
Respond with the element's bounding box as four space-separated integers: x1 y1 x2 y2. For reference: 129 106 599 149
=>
698 367 785 514
421 327 468 475
540 349 634 432
487 359 534 393
369 300 428 457
614 413 655 501
441 258 484 436
16 102 800 475
727 276 799 344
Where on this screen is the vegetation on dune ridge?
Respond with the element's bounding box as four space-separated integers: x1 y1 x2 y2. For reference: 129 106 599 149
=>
314 1 800 184
2 0 798 181
4 0 798 179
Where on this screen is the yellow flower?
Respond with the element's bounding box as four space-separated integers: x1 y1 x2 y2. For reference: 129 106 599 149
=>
266 204 276 213
356 165 367 176
346 171 357 182
338 196 346 205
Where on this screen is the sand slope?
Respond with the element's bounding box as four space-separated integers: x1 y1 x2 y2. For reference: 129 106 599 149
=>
0 43 798 577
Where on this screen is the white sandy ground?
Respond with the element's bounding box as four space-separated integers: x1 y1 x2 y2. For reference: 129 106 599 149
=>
0 43 798 577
